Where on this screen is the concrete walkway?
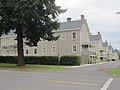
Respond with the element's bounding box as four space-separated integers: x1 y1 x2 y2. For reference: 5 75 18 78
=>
70 62 109 68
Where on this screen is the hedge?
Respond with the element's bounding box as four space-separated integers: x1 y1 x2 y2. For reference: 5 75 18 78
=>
60 55 81 66
0 55 81 66
0 56 58 65
25 56 58 65
0 56 17 64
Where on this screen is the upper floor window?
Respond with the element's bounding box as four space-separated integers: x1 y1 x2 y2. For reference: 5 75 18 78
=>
72 45 77 53
52 46 56 54
10 38 14 44
61 32 66 40
72 32 77 39
42 47 46 54
3 39 6 45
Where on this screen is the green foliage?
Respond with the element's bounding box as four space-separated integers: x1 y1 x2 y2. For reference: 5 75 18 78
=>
0 63 67 72
0 56 58 65
0 56 81 66
0 0 66 66
0 56 17 64
25 56 58 65
111 68 120 75
0 0 66 46
60 55 81 66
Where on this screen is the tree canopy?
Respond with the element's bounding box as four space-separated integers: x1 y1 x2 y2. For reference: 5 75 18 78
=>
0 0 66 66
0 0 66 46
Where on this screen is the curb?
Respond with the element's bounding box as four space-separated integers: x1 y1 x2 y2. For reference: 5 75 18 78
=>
70 62 109 68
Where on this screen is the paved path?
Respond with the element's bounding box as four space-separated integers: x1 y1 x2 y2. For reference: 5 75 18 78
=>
0 61 120 90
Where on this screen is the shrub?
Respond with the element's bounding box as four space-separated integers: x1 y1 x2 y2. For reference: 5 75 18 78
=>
0 56 58 65
25 56 58 65
39 56 58 65
0 56 17 64
60 55 81 66
25 56 39 64
0 55 80 66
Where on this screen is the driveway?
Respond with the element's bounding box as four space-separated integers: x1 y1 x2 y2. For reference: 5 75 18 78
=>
0 61 120 90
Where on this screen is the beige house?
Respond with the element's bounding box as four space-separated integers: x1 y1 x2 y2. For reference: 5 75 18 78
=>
101 40 109 61
89 32 103 62
0 15 119 64
89 32 119 62
24 15 91 64
108 45 119 61
0 15 91 64
0 32 17 56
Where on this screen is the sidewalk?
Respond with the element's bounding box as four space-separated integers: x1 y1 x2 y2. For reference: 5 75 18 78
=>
70 62 109 68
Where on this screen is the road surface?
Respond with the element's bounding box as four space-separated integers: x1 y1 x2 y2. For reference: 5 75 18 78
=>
0 61 120 90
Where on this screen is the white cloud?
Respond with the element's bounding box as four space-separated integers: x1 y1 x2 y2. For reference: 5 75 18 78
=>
56 0 120 49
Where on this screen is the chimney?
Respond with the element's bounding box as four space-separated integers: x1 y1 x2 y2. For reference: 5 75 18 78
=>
67 17 71 22
98 31 101 35
81 15 85 20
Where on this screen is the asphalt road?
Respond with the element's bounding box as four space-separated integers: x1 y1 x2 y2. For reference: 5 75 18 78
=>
0 61 120 90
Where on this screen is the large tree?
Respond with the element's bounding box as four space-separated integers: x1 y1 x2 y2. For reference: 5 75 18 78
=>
0 0 66 66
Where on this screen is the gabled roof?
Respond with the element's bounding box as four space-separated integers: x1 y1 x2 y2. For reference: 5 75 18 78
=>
89 35 102 41
2 19 85 36
58 20 84 30
102 42 108 47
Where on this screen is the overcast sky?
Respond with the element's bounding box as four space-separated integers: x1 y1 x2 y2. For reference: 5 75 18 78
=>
56 0 120 50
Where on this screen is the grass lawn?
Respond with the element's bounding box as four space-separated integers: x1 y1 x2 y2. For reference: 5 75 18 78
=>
0 63 68 72
110 68 120 75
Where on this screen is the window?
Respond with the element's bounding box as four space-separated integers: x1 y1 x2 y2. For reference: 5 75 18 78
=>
26 49 28 54
34 48 37 54
42 47 46 54
61 32 66 40
72 45 77 53
3 39 6 45
10 39 14 44
52 46 56 54
72 32 77 39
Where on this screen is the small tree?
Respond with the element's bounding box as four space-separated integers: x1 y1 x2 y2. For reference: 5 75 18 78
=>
0 0 66 66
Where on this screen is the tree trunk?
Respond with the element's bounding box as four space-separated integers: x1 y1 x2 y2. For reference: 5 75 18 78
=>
17 26 25 66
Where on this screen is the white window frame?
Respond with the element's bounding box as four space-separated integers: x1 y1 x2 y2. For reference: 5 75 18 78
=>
33 48 37 54
61 32 66 40
3 39 6 45
26 49 28 54
71 31 77 39
72 45 77 53
10 38 14 44
42 47 47 54
52 46 56 54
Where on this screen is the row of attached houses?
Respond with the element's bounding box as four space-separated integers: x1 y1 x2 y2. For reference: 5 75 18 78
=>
0 15 119 64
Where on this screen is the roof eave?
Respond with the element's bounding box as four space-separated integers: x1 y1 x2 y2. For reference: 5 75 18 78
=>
56 28 82 32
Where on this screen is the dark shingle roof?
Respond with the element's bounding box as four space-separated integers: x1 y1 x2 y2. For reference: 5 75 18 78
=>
2 19 84 36
58 20 84 30
89 35 102 41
